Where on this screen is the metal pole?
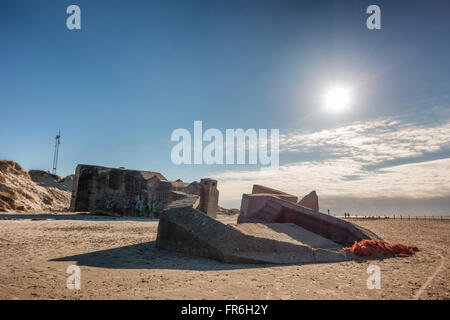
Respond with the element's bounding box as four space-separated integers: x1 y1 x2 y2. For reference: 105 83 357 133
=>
52 130 61 175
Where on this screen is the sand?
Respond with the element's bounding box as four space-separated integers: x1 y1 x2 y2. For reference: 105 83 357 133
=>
0 213 448 300
0 161 71 212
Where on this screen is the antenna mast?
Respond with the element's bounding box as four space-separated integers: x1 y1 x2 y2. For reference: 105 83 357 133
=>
52 130 61 175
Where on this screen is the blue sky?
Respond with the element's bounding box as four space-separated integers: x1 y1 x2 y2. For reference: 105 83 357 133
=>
1 1 449 212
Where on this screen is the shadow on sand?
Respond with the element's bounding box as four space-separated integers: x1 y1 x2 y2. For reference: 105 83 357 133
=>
50 241 280 271
50 240 379 271
0 213 158 222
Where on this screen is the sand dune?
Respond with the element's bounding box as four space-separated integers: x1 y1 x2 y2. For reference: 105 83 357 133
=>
0 160 72 213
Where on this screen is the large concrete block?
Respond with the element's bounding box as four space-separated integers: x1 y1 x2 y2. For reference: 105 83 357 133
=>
70 164 219 217
70 165 165 216
156 206 353 264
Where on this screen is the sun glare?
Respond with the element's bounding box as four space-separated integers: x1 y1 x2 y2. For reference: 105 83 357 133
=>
324 87 351 112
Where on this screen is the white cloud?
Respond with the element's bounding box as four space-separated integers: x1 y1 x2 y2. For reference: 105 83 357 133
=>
279 119 450 164
213 118 450 208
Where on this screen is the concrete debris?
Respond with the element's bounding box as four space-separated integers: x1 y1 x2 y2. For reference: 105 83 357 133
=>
298 190 319 211
238 184 381 246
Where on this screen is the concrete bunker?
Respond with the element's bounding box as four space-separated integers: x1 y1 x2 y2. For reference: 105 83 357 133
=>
70 164 219 218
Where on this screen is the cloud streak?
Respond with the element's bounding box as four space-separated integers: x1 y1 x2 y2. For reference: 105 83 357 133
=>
213 118 450 209
279 118 450 165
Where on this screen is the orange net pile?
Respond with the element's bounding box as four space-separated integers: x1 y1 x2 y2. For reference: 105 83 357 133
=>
343 240 416 258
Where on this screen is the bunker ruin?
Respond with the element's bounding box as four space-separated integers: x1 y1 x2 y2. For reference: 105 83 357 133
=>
70 164 219 217
155 184 382 264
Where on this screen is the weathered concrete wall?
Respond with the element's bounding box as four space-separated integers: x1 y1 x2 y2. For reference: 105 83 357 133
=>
70 164 219 217
70 165 165 216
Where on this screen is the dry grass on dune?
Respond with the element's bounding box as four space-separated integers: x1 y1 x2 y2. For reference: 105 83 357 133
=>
0 160 71 213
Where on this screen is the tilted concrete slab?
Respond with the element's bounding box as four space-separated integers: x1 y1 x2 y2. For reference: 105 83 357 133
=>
238 193 381 246
232 222 341 250
156 206 354 264
251 184 298 202
252 184 298 202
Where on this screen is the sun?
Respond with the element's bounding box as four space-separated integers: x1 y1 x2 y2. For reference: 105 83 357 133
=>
324 87 351 112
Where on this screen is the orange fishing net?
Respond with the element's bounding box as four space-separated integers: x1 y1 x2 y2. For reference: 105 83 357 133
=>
343 239 416 258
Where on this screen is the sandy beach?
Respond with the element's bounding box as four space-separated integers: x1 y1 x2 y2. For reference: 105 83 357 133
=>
0 213 448 300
